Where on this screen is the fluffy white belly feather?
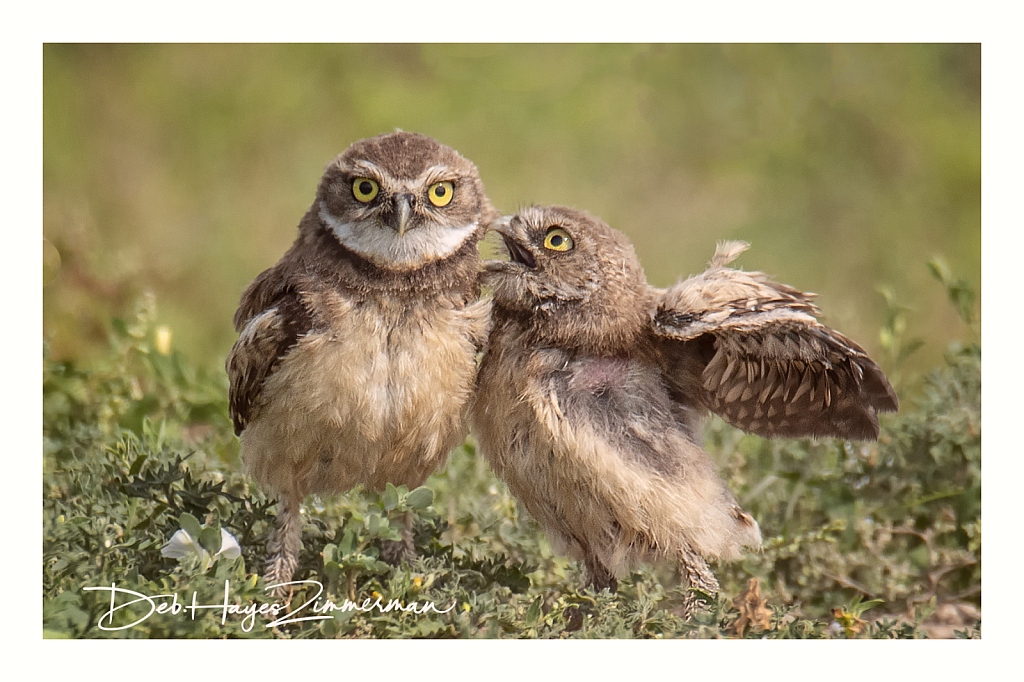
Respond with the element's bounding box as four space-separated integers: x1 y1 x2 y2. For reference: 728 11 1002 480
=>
241 298 488 497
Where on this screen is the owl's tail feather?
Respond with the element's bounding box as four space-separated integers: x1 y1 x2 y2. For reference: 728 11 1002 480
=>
265 494 302 599
677 544 720 619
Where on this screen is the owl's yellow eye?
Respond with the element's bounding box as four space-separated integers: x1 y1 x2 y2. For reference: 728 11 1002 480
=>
543 227 574 252
352 177 379 202
427 181 454 207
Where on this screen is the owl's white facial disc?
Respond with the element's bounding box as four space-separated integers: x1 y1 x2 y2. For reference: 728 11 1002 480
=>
319 201 477 269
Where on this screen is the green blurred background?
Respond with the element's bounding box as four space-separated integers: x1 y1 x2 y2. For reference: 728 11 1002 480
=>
43 44 979 377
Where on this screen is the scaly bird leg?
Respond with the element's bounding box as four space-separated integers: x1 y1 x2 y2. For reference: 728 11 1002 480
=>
584 552 618 594
381 510 416 565
678 545 720 618
265 494 302 600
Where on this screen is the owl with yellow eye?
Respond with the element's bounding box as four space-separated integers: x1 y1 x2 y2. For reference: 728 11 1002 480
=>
226 132 498 594
473 205 896 613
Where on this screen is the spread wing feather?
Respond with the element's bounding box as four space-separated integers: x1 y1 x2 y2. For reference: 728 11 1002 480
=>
651 241 897 441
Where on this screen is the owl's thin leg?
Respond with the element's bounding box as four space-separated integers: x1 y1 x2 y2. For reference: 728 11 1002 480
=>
265 494 302 599
677 545 720 618
584 553 618 593
381 510 416 565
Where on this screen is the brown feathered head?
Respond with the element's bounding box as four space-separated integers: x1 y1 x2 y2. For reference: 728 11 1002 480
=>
314 131 498 270
485 206 652 354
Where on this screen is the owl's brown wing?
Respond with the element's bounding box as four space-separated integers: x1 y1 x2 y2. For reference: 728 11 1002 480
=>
650 241 897 441
226 269 314 436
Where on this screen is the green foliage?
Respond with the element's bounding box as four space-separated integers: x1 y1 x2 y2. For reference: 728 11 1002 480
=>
43 277 980 638
927 257 976 327
876 285 925 388
707 335 980 624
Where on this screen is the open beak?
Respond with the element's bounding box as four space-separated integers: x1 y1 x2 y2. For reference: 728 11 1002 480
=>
485 215 536 270
500 233 536 268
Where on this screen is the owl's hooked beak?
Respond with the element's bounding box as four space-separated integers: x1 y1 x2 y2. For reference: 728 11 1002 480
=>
392 193 413 236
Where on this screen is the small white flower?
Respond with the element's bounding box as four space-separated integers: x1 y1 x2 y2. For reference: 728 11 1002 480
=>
216 528 241 559
161 527 242 562
161 528 203 560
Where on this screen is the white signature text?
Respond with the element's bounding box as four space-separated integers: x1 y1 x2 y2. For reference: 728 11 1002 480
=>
83 580 456 632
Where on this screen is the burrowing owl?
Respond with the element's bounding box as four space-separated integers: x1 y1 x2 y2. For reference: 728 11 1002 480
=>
472 205 897 613
227 132 497 593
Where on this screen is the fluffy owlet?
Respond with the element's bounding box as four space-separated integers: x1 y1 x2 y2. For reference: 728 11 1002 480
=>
226 132 497 593
472 205 897 611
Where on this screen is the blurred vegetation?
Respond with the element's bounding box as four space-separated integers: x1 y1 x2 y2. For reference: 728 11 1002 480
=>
43 44 978 378
42 43 980 639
